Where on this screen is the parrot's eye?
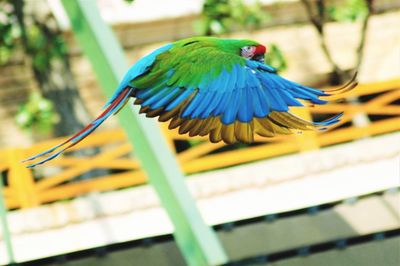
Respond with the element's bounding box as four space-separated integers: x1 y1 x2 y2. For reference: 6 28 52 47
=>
240 46 256 59
241 45 266 63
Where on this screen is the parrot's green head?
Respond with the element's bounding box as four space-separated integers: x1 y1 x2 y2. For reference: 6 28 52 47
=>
175 36 267 63
221 38 267 63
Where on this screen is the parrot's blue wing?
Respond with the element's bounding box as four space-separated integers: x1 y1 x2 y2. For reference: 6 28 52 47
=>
134 57 356 143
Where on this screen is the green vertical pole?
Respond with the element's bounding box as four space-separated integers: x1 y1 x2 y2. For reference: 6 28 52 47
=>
60 1 227 265
0 177 16 264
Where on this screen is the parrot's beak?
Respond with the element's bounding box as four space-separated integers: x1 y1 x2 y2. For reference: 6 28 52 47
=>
252 54 265 63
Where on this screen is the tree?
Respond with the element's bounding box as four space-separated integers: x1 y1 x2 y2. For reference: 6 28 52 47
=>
300 0 373 84
1 0 92 137
1 0 106 179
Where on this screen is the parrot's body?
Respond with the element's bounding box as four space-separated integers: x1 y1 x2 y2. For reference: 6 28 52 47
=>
24 36 356 168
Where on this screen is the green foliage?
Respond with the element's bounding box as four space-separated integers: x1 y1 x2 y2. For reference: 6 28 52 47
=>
0 1 66 70
197 0 270 35
328 0 369 22
1 0 68 133
265 44 287 72
27 24 67 72
15 92 59 133
0 1 18 64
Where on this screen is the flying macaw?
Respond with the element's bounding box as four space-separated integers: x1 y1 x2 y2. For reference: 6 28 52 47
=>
23 36 356 168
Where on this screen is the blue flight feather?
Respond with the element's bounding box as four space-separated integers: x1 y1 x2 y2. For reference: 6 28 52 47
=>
142 87 170 107
238 87 253 122
222 88 242 124
192 91 214 118
165 87 195 111
150 87 181 109
279 90 304 106
182 90 205 118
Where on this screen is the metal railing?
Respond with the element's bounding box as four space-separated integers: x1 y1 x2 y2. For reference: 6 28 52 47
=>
0 78 399 210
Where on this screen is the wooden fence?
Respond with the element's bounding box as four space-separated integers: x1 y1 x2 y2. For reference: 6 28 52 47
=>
0 79 399 209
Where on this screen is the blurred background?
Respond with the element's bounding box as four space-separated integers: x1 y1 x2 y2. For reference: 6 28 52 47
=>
0 0 399 265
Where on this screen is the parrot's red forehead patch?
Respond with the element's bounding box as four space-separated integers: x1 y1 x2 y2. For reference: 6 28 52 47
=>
255 45 266 55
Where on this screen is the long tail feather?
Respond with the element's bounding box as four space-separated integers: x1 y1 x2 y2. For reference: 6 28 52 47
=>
23 87 134 168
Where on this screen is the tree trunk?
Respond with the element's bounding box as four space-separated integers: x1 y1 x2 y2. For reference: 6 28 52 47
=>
12 0 106 179
13 0 91 137
300 0 346 85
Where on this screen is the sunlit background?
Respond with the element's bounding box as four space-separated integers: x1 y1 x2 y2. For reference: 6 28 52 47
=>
0 0 399 265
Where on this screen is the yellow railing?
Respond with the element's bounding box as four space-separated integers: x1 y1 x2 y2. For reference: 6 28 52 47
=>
1 79 399 209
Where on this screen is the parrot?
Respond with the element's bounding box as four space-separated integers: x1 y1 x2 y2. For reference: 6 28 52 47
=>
23 36 357 168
